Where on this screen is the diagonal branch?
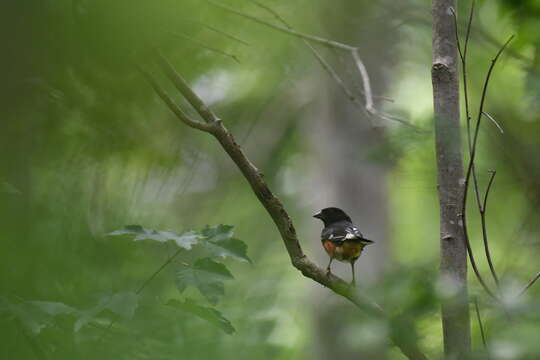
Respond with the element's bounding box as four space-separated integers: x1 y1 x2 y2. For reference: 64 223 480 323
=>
473 297 489 355
248 1 368 112
137 67 214 132
169 32 241 63
189 20 251 46
141 55 429 360
519 271 540 296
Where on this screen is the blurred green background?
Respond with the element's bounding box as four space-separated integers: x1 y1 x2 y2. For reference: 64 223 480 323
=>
1 0 540 359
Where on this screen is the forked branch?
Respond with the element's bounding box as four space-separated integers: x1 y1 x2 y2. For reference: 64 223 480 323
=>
207 1 421 130
451 2 512 299
140 53 429 360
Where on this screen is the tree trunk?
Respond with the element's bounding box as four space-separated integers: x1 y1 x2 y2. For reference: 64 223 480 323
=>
431 0 471 358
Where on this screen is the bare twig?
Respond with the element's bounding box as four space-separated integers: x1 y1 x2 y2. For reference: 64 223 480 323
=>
137 67 214 132
479 170 500 287
473 297 489 356
451 3 498 300
468 35 513 161
135 249 183 295
142 55 429 360
482 170 496 212
208 0 419 129
461 35 514 295
208 1 353 50
249 1 366 110
519 271 540 296
190 21 251 46
482 111 504 134
169 32 241 63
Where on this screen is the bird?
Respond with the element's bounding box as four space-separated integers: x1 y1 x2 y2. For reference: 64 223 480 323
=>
313 207 374 285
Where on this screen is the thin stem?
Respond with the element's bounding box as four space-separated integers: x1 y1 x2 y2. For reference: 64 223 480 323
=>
209 0 420 129
156 52 221 124
473 298 489 356
482 111 504 133
479 170 499 287
451 2 499 298
519 271 540 296
135 249 183 294
99 248 184 340
463 1 475 60
461 35 513 295
470 35 513 160
192 21 250 46
207 1 354 51
137 67 214 132
250 0 363 107
169 32 241 63
482 170 496 212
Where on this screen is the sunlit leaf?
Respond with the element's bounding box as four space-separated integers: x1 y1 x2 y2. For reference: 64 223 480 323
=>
167 298 235 334
199 225 251 262
176 258 234 305
204 237 252 263
201 224 234 242
108 225 200 249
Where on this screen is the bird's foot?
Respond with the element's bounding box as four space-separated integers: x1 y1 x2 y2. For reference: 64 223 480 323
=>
326 268 332 277
350 280 356 287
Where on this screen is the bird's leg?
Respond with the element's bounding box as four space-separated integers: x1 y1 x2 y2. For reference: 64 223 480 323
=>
350 260 356 286
326 257 333 276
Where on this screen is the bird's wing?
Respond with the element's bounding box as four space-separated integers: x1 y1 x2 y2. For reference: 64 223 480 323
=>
322 224 373 244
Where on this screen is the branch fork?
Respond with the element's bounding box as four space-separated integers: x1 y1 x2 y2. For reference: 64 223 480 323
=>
140 51 428 360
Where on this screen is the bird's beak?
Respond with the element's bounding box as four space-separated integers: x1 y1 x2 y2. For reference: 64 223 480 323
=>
313 211 322 219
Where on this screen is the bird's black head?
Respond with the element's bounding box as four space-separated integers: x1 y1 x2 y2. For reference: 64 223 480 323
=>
313 207 352 226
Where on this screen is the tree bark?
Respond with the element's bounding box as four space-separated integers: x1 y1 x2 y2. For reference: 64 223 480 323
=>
431 0 471 358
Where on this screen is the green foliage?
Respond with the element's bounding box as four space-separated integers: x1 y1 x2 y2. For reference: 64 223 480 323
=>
1 298 77 335
2 0 540 359
1 222 250 357
74 292 139 331
109 225 201 249
167 298 235 334
201 225 252 263
176 258 234 305
0 181 21 195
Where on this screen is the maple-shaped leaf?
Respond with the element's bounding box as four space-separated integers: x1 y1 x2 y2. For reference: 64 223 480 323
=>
176 258 234 305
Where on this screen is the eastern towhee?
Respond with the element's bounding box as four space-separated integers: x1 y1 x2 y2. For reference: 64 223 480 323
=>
314 207 374 285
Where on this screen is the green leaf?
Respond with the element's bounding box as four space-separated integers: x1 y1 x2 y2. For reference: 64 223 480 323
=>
176 258 234 305
204 237 252 263
3 300 78 335
27 301 78 316
167 298 235 334
201 224 234 242
0 181 21 195
74 291 138 332
108 225 200 250
199 225 251 263
99 291 138 320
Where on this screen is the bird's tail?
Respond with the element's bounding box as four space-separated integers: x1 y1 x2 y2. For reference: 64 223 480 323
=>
359 237 374 245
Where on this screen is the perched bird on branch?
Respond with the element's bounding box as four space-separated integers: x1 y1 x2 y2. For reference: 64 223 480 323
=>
314 207 374 285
